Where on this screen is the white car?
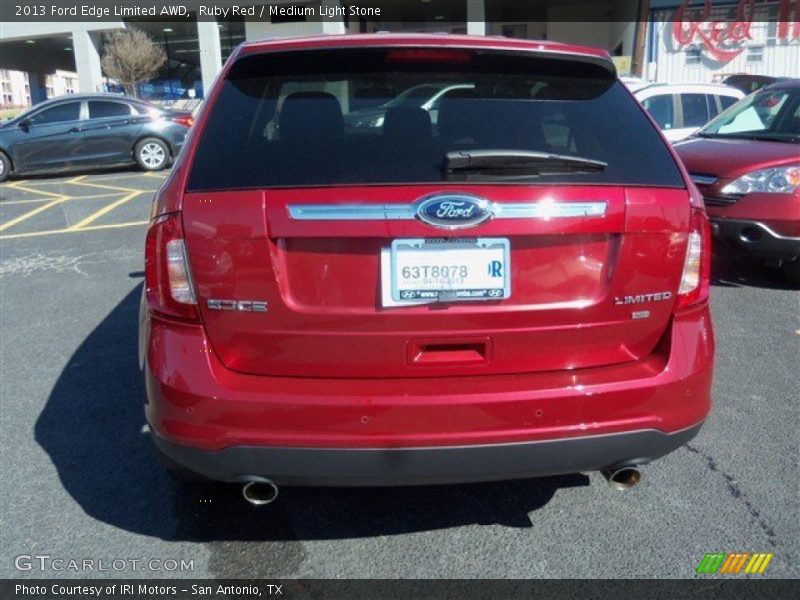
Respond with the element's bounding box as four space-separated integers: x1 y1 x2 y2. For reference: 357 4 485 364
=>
626 83 745 142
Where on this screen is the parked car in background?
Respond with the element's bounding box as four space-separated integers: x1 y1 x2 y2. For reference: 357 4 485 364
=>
0 93 193 182
619 76 649 93
720 74 793 95
629 83 744 142
343 82 474 131
675 81 800 283
142 34 714 499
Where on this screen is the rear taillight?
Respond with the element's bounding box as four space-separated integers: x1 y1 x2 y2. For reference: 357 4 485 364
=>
145 212 198 322
170 114 194 128
676 208 711 310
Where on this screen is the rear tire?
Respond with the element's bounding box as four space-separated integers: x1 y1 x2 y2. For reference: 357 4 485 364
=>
0 151 11 182
782 258 800 286
135 137 170 171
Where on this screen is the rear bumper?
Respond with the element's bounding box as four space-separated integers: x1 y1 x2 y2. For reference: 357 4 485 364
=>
153 423 702 486
144 305 714 485
711 218 800 261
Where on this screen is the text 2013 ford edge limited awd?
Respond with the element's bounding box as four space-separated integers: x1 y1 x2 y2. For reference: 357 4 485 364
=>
141 35 714 499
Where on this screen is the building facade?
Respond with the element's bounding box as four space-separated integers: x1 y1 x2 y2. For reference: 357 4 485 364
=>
0 70 30 108
648 0 800 82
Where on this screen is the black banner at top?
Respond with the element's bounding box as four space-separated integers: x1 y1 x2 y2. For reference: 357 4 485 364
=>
0 0 793 24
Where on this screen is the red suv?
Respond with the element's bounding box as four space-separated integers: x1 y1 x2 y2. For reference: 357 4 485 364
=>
141 35 714 500
674 81 800 284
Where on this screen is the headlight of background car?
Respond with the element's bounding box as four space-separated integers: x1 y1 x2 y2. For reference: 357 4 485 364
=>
721 165 800 195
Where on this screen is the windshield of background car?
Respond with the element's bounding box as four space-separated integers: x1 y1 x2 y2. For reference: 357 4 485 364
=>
700 88 800 142
187 47 685 190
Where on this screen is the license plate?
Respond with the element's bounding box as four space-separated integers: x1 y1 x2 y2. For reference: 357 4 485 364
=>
384 238 510 305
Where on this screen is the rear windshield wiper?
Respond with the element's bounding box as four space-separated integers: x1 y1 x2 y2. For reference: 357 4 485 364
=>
442 150 608 176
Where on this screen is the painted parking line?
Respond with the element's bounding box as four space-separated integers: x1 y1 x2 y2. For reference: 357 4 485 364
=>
0 193 70 232
0 172 165 238
0 220 149 241
0 192 122 206
69 191 145 230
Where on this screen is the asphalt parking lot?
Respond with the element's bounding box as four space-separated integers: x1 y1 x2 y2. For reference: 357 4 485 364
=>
0 168 798 580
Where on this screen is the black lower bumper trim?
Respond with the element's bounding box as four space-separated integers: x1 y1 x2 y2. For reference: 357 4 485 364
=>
712 219 800 260
152 424 703 486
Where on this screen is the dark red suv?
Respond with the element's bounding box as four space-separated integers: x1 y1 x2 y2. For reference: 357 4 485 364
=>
674 81 800 284
141 35 714 501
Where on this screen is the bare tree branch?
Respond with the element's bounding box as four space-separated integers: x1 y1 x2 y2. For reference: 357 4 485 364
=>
101 29 166 98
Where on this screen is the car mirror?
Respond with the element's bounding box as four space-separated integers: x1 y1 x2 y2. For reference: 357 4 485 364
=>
18 119 32 130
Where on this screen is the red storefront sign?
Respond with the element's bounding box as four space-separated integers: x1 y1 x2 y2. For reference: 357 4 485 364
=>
673 0 800 62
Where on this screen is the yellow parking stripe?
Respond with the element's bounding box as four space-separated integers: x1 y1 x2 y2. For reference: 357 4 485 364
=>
1 192 122 206
0 195 69 232
69 190 144 230
0 220 148 240
5 181 68 198
65 179 142 193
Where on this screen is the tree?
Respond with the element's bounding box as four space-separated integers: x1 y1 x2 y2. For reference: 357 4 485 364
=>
101 29 166 97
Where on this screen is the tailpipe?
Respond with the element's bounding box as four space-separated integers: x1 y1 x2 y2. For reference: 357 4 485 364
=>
602 465 642 491
242 477 279 506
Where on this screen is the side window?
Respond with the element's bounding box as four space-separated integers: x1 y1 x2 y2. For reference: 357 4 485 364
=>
29 102 80 125
719 95 738 111
681 93 710 128
88 101 131 119
641 94 674 129
706 94 720 119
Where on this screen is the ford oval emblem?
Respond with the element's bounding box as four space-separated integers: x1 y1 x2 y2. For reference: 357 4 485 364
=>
415 194 493 229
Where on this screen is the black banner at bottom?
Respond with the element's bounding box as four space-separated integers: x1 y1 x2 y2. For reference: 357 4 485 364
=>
2 579 799 600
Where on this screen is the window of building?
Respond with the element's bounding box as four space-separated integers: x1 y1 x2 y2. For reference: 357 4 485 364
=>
747 45 765 63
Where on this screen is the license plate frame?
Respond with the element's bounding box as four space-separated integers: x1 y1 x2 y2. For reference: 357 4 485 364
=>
383 238 511 306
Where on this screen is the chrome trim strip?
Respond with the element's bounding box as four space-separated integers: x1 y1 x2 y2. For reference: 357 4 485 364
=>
288 204 415 220
493 201 607 218
288 201 607 221
690 174 718 185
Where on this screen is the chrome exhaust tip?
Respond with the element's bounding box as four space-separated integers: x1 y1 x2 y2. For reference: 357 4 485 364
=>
603 466 642 491
242 477 279 506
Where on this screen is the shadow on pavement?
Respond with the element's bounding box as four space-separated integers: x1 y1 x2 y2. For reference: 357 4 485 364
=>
35 284 589 543
710 250 798 291
7 165 163 182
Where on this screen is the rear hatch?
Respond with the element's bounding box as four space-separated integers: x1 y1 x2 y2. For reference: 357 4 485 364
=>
182 44 690 378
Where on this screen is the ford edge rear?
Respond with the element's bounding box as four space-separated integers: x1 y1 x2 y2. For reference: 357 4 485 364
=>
141 35 714 491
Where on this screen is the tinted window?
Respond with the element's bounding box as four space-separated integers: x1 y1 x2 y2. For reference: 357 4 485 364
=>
88 101 131 119
719 95 738 111
189 48 683 190
706 94 720 118
681 93 710 128
30 102 80 125
641 94 674 129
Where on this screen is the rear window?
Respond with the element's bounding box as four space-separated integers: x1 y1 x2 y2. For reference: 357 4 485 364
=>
188 48 684 190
